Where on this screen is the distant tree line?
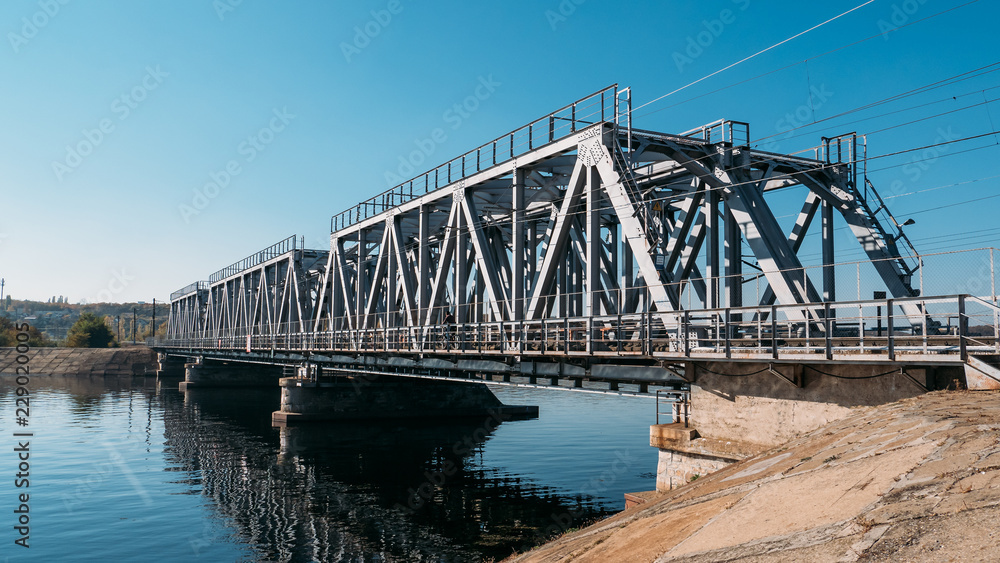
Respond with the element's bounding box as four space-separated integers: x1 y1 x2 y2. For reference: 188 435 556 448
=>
0 317 52 347
1 297 166 347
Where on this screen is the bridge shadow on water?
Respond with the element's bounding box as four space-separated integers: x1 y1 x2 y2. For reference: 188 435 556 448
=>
160 383 608 561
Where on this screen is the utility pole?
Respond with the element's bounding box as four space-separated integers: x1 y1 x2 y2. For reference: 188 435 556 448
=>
132 307 137 344
116 315 121 342
152 298 156 341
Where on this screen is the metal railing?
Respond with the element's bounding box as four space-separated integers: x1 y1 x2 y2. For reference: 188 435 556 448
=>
208 235 297 283
170 281 209 301
656 389 690 427
683 119 750 147
161 293 999 363
330 85 621 233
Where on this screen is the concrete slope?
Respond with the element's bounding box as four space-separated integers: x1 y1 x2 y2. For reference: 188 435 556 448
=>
508 390 1000 562
0 346 158 376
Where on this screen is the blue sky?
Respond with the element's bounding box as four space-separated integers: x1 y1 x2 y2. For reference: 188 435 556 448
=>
1 0 998 303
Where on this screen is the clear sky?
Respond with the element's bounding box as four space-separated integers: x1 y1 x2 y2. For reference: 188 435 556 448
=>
1 0 998 304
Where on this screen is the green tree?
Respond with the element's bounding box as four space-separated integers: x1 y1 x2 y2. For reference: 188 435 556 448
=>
66 312 116 348
0 317 53 347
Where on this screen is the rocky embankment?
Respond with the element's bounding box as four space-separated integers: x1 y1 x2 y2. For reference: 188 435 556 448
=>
509 390 1000 562
0 346 158 376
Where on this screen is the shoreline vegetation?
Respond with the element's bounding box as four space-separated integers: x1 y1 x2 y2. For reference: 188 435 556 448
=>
0 298 166 346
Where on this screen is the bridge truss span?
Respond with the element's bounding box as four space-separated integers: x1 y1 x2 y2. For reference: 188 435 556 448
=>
164 86 1000 391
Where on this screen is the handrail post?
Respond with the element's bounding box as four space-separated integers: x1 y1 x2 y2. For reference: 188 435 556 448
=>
921 299 928 353
771 305 778 359
886 298 895 361
617 312 623 354
683 310 690 357
586 316 593 354
646 304 652 355
724 308 731 359
958 294 968 360
824 302 833 360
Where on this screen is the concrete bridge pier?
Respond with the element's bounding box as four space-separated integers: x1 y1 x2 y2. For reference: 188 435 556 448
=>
156 353 186 378
272 374 538 425
179 359 283 391
649 361 964 491
156 354 188 391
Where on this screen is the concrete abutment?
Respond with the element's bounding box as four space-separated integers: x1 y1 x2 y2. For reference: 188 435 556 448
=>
650 360 964 491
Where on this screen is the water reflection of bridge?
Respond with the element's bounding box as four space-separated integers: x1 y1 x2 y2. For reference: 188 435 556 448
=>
160 387 608 561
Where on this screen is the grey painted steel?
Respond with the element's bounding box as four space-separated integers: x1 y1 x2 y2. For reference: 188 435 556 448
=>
166 86 964 386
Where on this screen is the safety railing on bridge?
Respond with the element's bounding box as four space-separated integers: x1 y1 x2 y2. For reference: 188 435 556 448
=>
170 281 209 301
656 389 690 427
171 248 1000 357
330 85 621 233
161 292 999 364
682 119 750 147
208 235 298 283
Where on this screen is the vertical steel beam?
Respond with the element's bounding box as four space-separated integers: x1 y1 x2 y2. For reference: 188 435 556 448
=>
725 203 743 311
513 169 525 320
621 227 633 315
822 200 836 303
418 205 431 325
527 219 537 295
609 222 619 313
356 229 368 328
706 188 720 309
455 193 468 323
586 166 601 317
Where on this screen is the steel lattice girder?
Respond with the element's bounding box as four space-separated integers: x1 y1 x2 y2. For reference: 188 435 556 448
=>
167 287 208 340
191 248 327 340
310 121 921 335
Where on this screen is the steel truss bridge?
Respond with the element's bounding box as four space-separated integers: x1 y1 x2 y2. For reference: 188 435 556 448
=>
162 85 1000 395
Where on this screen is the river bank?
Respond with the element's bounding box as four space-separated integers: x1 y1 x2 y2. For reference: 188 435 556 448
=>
0 345 158 376
507 389 1000 562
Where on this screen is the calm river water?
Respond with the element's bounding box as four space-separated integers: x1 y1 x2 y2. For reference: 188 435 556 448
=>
0 374 657 562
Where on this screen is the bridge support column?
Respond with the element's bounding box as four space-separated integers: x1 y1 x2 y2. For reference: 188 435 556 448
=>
272 376 538 424
179 360 283 391
155 353 189 390
650 360 964 491
156 354 186 378
650 425 745 492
